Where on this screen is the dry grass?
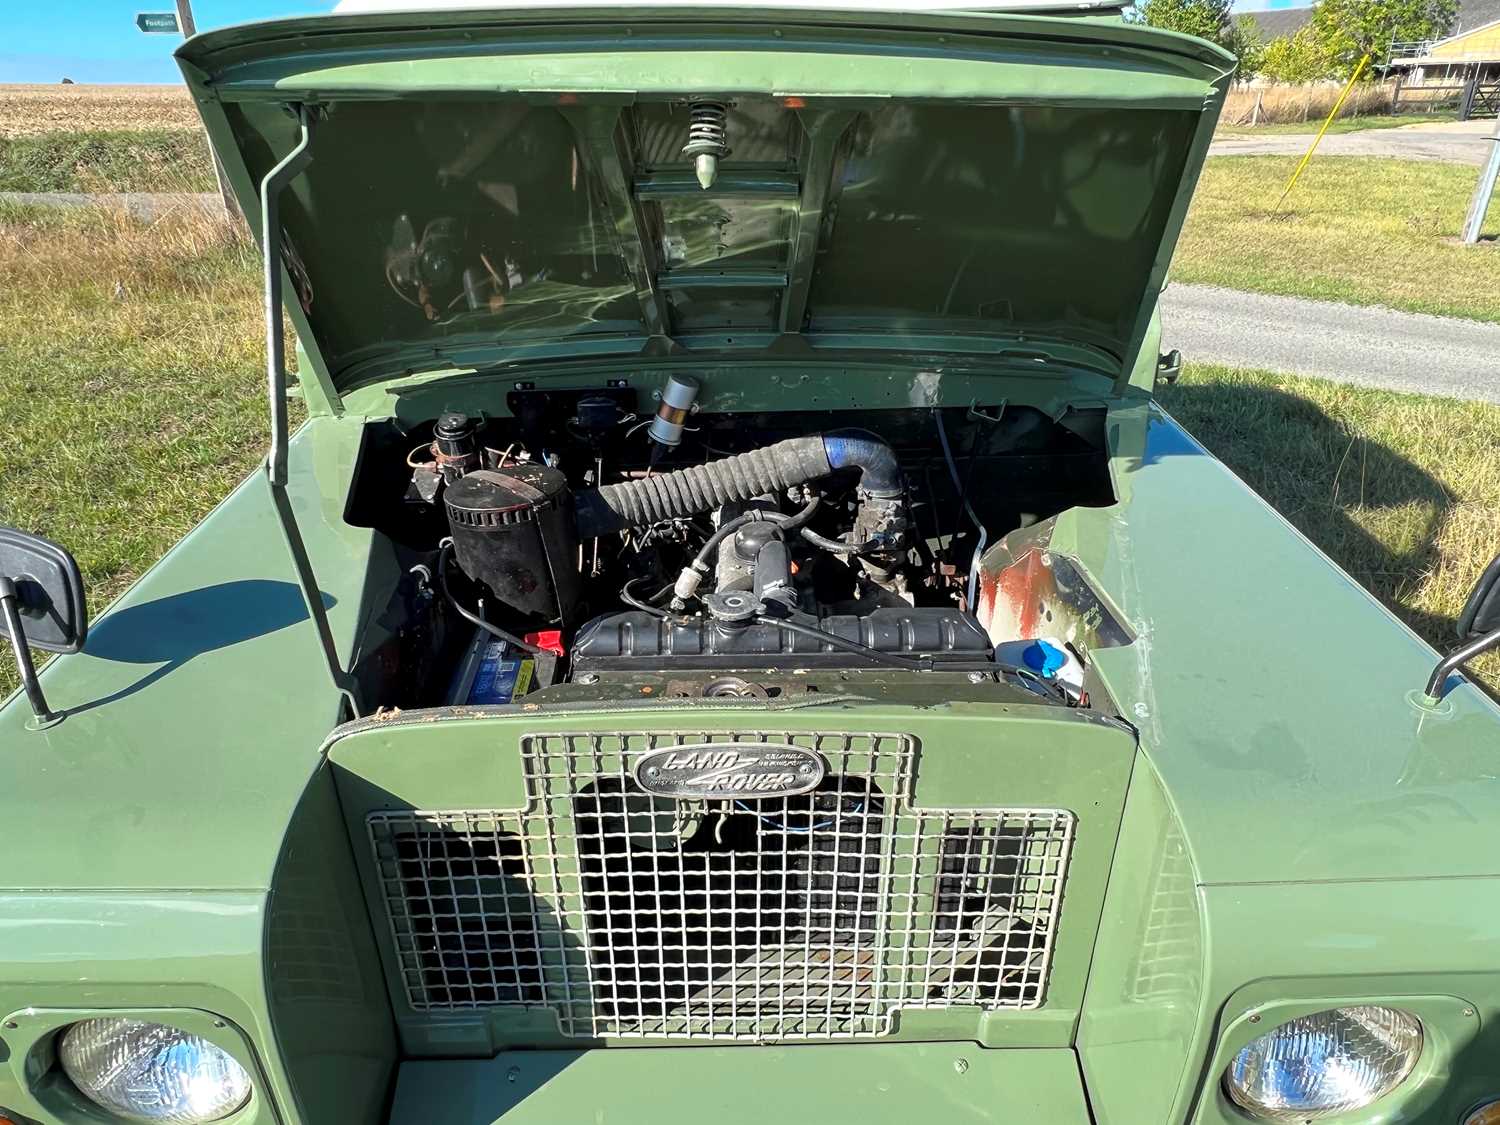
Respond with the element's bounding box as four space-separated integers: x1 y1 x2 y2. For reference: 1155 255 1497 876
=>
1175 156 1500 321
1216 111 1460 136
1222 82 1397 127
0 201 270 701
0 84 198 138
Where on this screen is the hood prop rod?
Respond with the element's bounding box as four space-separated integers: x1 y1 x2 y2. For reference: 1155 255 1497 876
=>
261 105 362 719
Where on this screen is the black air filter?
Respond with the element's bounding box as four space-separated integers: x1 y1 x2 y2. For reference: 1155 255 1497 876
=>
444 465 579 623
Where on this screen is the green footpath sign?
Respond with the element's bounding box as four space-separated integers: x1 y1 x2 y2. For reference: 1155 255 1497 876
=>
135 11 180 33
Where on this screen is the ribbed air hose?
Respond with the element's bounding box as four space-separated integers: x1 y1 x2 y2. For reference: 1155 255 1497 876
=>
575 436 833 539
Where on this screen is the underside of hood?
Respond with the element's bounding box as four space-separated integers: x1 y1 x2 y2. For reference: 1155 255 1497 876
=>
177 6 1233 398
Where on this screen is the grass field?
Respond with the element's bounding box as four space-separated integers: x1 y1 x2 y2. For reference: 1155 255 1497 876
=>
0 128 215 192
1174 156 1500 322
0 203 269 702
2 199 1496 701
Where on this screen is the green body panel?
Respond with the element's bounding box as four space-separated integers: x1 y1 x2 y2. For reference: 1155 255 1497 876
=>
326 705 1134 1054
266 767 397 1125
0 417 387 892
388 1042 1090 1124
0 895 284 1123
1058 400 1500 884
1181 881 1500 1125
2 7 1498 1125
1077 757 1204 1125
343 362 1119 428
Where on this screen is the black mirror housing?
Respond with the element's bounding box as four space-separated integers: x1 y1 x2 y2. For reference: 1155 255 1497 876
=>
1457 553 1500 641
0 527 87 653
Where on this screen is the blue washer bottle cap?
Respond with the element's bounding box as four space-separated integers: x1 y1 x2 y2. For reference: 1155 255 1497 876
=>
1022 640 1067 678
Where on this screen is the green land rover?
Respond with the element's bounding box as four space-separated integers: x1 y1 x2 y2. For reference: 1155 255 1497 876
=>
3 3 1500 1124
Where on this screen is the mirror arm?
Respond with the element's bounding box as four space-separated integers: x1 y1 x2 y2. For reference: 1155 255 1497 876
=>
1424 628 1500 703
0 575 59 726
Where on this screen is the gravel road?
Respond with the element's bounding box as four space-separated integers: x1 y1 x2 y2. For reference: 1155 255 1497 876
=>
1209 119 1497 165
1160 283 1500 404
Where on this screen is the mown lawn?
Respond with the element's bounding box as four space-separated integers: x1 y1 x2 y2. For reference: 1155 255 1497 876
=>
1175 156 1500 321
0 128 215 193
1 198 1496 699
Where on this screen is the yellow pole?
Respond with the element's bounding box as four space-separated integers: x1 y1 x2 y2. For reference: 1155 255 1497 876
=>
1275 53 1372 212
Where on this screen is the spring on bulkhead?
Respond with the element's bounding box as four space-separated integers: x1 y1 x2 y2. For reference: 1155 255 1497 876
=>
682 101 730 189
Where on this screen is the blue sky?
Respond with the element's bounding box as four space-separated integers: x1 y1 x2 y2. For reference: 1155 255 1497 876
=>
9 0 1294 84
6 0 337 83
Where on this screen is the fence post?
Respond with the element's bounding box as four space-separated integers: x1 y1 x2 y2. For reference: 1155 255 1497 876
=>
1251 88 1263 126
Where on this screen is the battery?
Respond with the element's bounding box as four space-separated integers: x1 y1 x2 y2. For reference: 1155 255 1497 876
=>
447 628 536 706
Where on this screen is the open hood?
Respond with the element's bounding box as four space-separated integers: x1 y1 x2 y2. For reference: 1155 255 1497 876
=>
178 5 1232 398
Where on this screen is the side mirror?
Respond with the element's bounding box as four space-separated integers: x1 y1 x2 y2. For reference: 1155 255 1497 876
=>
1425 552 1500 702
1156 349 1183 388
1457 554 1500 641
0 527 88 727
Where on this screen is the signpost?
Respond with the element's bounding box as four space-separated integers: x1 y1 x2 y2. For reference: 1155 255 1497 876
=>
134 1 239 222
135 11 180 33
1463 116 1500 244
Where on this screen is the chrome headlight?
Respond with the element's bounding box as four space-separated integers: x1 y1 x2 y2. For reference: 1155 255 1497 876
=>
58 1017 251 1123
1224 1005 1422 1120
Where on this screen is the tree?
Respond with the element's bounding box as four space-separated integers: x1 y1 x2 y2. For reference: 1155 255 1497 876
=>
1311 0 1456 76
1225 13 1268 77
1137 0 1235 47
1260 25 1335 84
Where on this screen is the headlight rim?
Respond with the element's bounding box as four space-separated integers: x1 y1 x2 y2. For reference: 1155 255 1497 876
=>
57 1015 253 1124
0 1008 262 1125
1220 1003 1423 1121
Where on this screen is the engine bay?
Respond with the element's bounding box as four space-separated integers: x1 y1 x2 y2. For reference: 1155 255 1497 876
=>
346 381 1116 713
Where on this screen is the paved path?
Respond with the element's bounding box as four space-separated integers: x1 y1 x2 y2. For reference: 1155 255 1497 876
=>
0 191 221 220
1160 283 1500 404
1209 118 1496 165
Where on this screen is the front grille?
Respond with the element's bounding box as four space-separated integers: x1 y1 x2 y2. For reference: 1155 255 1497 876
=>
368 731 1073 1040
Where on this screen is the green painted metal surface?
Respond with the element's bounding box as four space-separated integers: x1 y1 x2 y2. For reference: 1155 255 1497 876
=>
0 417 385 892
0 896 291 1123
1056 401 1500 885
265 767 397 1124
0 7 1496 1125
388 1041 1090 1124
1180 882 1500 1124
1077 757 1204 1125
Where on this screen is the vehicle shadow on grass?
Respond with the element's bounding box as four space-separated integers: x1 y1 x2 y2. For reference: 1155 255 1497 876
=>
1156 379 1460 647
66 578 335 716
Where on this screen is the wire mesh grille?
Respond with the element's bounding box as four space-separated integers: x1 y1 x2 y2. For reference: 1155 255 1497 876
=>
368 731 1073 1040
